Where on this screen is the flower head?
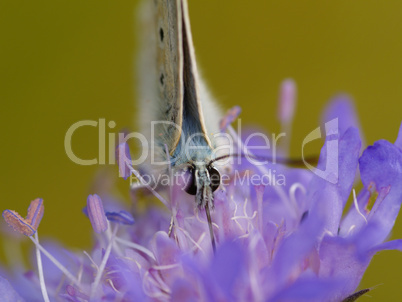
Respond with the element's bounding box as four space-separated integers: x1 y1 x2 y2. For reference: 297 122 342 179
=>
1 81 402 302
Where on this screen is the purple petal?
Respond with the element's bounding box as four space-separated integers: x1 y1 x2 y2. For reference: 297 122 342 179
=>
266 213 324 288
209 241 245 299
87 194 108 233
82 206 88 217
3 269 42 301
65 284 89 301
133 207 170 246
394 122 402 150
321 94 362 138
360 140 402 190
309 185 342 235
262 221 282 260
319 235 368 298
103 253 147 300
58 293 80 302
0 276 24 302
353 221 399 261
171 279 199 302
359 140 402 242
313 126 360 192
308 127 361 234
213 191 241 242
368 239 402 254
254 185 265 202
150 232 182 288
106 210 135 225
269 275 348 302
178 243 247 301
336 128 361 203
339 189 370 236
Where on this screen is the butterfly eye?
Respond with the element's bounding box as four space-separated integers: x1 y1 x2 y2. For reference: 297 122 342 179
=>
208 166 221 192
184 167 197 195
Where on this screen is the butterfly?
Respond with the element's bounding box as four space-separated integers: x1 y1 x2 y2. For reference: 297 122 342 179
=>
136 0 227 252
134 0 317 253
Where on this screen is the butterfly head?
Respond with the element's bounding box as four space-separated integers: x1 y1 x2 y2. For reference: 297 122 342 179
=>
183 162 221 208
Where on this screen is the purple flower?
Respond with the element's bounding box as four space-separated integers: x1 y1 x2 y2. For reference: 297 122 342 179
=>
1 80 402 301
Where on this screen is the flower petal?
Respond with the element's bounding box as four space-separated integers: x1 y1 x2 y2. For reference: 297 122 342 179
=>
106 210 135 225
359 140 402 242
308 127 361 234
321 94 362 139
209 241 246 299
150 231 182 288
368 239 402 254
265 213 324 289
319 235 369 299
171 278 199 302
0 276 24 302
394 121 402 151
269 275 347 302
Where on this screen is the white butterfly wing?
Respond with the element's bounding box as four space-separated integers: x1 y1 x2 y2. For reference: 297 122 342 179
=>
137 0 223 171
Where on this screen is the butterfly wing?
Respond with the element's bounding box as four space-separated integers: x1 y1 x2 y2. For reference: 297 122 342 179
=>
137 0 223 168
137 0 183 166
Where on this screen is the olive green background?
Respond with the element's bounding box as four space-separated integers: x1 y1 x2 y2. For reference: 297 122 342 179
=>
1 0 401 300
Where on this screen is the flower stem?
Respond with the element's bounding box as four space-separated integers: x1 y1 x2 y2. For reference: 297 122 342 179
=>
129 166 169 206
90 224 118 298
33 232 50 302
29 235 81 287
114 237 156 261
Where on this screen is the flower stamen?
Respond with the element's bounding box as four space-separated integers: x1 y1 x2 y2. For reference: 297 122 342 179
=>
128 165 169 206
33 231 50 302
90 224 118 298
28 236 81 286
289 182 306 217
353 188 368 224
114 237 156 261
177 226 206 254
227 125 296 218
193 210 220 229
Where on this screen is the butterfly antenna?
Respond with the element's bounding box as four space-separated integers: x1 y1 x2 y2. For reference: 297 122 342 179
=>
205 203 216 253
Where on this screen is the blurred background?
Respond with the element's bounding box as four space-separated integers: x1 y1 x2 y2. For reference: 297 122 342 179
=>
1 0 401 300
